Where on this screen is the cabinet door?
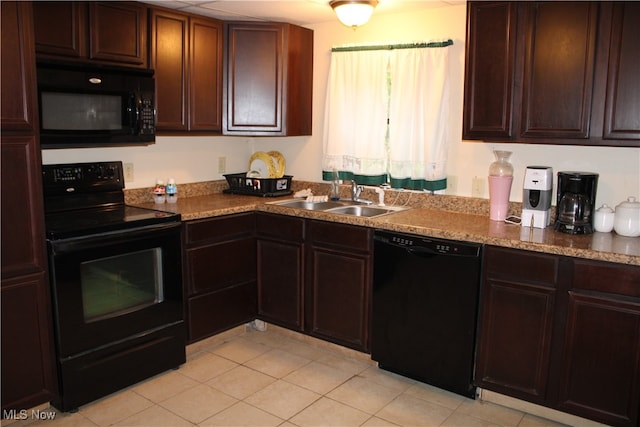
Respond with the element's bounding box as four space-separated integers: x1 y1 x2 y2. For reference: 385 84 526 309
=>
1 1 37 131
558 292 640 427
224 22 313 136
475 247 559 404
256 213 304 330
556 260 640 427
150 9 188 131
602 2 640 141
1 136 47 278
1 273 57 411
88 2 147 68
306 221 372 351
475 280 556 403
226 23 283 133
307 247 370 351
33 1 86 59
257 239 304 330
189 16 223 131
519 2 598 139
463 2 517 139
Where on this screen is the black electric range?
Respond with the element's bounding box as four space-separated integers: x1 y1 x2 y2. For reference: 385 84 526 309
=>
43 161 180 239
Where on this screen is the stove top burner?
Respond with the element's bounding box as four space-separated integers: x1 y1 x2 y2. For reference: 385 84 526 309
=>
45 205 180 240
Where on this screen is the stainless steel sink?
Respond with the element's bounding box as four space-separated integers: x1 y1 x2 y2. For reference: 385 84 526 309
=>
269 199 350 211
268 198 409 218
325 205 409 217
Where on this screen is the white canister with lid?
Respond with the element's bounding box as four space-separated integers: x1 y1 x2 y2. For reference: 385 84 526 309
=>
593 204 615 232
613 196 640 237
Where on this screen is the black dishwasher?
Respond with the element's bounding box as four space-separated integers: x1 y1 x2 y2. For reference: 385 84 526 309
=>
371 230 482 398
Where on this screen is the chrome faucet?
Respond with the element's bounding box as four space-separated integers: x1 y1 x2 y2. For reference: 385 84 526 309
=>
351 180 372 204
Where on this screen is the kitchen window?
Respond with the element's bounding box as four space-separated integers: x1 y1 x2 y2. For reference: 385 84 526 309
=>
322 40 452 192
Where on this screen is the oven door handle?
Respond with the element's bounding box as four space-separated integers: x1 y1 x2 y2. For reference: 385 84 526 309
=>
49 221 181 255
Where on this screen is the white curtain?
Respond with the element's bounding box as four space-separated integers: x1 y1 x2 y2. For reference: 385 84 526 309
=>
322 42 451 190
322 50 388 184
388 46 450 192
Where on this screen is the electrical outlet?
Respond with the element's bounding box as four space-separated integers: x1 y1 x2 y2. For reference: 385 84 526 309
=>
472 176 485 197
218 156 226 174
124 163 134 182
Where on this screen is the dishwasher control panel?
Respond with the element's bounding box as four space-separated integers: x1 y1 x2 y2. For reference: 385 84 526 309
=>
375 230 481 257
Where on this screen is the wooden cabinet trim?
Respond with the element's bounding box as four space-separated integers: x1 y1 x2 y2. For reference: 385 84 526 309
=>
184 213 254 245
572 259 640 298
307 220 372 252
484 246 559 286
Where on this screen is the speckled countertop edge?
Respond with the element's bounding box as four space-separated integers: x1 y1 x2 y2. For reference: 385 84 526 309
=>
126 180 640 266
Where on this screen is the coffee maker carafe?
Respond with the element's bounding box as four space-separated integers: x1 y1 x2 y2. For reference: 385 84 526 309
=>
554 171 598 234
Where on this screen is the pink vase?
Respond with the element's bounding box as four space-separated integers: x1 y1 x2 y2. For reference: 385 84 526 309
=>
488 151 513 221
489 175 513 221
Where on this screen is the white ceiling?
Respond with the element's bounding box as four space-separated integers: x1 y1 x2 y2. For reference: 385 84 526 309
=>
140 0 464 26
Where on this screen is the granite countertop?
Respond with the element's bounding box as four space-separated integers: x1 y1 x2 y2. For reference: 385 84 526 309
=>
131 190 640 266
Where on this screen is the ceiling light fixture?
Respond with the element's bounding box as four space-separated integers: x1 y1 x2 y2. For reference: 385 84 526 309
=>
330 0 379 29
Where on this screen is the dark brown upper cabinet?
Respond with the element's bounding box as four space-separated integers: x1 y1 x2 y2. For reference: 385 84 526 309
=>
463 1 640 147
224 22 313 136
150 7 223 132
601 2 640 141
33 1 148 69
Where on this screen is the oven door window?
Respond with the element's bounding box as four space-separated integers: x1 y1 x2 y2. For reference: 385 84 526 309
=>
81 248 164 323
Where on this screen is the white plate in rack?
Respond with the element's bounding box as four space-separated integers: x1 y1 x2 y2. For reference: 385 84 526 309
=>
248 152 277 178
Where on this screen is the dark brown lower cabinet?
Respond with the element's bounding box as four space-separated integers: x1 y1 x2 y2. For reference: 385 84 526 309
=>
556 260 640 427
306 220 372 352
476 245 640 427
1 273 56 412
183 213 256 343
255 214 373 352
475 247 559 404
256 213 305 331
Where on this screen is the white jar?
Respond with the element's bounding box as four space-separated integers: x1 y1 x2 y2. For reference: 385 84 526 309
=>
614 197 640 237
593 204 614 233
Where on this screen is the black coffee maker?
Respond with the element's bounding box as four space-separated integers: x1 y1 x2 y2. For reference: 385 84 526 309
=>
554 172 598 234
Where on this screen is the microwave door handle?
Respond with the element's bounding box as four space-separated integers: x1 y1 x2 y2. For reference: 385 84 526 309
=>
131 93 142 135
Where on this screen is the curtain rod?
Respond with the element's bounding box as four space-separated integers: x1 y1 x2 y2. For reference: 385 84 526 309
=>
331 39 453 52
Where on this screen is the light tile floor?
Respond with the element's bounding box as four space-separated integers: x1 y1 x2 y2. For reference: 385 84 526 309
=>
8 326 571 427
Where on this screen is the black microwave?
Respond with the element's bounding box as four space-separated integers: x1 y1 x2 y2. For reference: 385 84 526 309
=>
37 63 156 148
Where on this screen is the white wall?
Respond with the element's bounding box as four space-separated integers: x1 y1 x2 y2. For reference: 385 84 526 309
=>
42 3 640 208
